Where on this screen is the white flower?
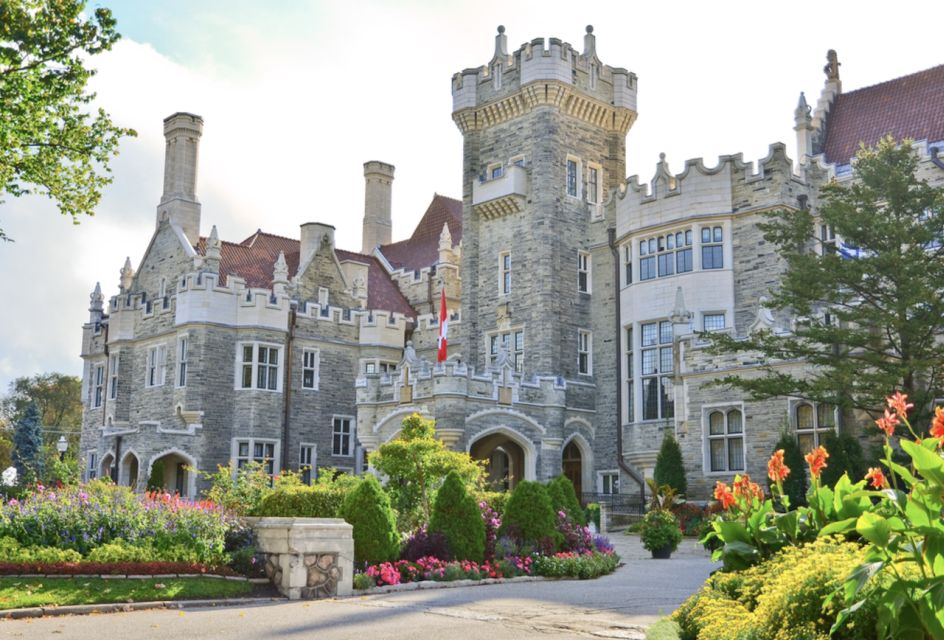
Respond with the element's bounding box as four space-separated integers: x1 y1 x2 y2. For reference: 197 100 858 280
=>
1 467 16 487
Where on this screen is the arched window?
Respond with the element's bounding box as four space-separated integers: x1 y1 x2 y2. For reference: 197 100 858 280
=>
706 408 744 472
795 402 836 450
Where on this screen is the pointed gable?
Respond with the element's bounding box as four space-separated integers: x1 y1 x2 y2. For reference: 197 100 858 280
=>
378 194 462 272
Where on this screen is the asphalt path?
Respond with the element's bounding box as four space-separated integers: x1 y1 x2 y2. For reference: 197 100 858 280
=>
0 534 717 640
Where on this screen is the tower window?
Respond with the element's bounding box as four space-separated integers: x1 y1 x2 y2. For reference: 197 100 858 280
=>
302 349 320 390
706 408 745 472
499 252 511 295
588 165 600 204
578 251 591 293
640 321 674 420
566 159 579 197
701 226 724 269
578 330 592 375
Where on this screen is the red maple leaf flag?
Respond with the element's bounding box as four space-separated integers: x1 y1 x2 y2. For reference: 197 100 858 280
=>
437 286 448 362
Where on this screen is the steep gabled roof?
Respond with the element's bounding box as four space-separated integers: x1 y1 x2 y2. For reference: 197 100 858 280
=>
823 63 944 165
379 194 462 272
196 231 414 317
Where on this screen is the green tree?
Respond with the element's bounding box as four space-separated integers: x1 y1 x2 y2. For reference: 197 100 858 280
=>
653 433 687 497
546 475 586 525
768 431 807 507
340 474 400 565
819 431 867 487
12 401 43 482
706 138 944 429
429 471 485 562
368 413 484 531
499 480 559 550
0 0 136 240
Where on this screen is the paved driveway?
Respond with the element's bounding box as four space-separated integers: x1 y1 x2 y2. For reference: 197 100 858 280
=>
0 534 716 640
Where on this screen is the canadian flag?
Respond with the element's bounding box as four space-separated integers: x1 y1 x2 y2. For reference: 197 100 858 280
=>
437 286 448 362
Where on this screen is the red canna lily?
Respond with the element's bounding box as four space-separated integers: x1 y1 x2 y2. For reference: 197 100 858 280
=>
713 481 736 510
875 409 899 438
886 391 914 419
930 406 944 446
767 449 790 483
805 446 829 479
864 467 888 490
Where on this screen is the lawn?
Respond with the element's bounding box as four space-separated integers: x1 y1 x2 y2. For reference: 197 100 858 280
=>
0 576 253 610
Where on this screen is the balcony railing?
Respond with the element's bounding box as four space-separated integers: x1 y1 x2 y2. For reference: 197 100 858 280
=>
472 165 528 220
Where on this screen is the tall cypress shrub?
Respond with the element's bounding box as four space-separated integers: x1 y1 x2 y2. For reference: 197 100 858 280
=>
12 402 43 483
546 476 586 525
653 433 687 497
499 480 558 550
429 471 485 562
340 474 399 564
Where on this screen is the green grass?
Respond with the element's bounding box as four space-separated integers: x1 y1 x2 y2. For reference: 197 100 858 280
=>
0 576 253 610
645 618 681 640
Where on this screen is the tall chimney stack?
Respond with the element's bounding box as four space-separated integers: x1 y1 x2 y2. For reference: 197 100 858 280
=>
156 112 203 246
361 160 394 254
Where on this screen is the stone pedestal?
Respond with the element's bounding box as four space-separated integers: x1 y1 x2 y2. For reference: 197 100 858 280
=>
253 517 354 599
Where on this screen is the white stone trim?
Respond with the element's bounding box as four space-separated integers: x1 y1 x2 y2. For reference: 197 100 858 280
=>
465 407 547 434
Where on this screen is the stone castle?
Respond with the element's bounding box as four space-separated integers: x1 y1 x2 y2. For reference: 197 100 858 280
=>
79 27 944 500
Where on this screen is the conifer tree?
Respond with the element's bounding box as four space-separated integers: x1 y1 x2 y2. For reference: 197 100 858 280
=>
546 475 586 525
429 471 485 562
12 402 43 483
341 474 399 565
653 433 686 497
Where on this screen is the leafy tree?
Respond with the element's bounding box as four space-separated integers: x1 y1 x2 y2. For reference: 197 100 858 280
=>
368 413 484 531
706 138 944 429
341 474 400 565
767 431 807 507
12 401 43 482
546 475 586 525
429 471 485 562
653 433 687 497
0 0 136 240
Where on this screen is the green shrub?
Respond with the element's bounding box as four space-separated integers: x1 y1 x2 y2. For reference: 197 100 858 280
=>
499 480 558 551
353 573 375 590
86 539 155 563
256 483 354 518
430 471 485 562
476 490 509 517
0 537 83 564
200 461 272 516
532 550 620 579
767 432 807 507
146 460 165 492
819 431 867 488
653 433 687 497
341 475 400 565
546 476 586 525
639 509 682 553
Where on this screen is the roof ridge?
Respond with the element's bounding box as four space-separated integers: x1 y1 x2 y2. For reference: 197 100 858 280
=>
841 62 944 97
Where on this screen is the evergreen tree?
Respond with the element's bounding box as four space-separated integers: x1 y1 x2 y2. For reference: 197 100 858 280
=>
768 432 807 507
429 471 485 562
499 480 558 550
706 138 944 429
546 476 586 525
340 474 400 565
819 431 867 487
12 402 42 482
653 433 687 497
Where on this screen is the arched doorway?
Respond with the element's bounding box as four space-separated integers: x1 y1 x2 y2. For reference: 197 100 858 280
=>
562 441 582 496
100 452 115 481
119 451 139 491
147 450 196 498
470 432 527 491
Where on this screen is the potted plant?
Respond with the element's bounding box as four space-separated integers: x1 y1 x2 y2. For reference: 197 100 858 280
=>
639 509 682 559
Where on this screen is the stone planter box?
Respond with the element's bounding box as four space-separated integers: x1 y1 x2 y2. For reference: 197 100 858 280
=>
253 517 353 600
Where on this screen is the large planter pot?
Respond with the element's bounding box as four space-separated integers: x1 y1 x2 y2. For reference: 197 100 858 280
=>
651 543 674 559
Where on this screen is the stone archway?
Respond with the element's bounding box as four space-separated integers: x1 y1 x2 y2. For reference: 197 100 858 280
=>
100 452 115 481
147 449 197 498
468 426 536 491
119 450 140 491
562 440 582 496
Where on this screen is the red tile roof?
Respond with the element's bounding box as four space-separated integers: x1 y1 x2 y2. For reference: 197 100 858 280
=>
196 231 414 318
379 194 462 272
823 64 944 165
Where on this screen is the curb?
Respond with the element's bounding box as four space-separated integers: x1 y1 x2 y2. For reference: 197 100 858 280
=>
356 575 549 595
0 597 286 620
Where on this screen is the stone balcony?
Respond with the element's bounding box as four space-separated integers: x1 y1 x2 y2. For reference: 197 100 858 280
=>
472 165 528 219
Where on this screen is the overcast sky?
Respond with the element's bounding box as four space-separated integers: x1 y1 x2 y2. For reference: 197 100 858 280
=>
1 0 942 392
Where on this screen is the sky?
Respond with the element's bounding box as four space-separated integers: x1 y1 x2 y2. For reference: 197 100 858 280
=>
1 0 943 392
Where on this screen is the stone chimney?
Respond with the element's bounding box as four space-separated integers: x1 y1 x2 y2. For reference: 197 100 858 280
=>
300 222 335 266
361 161 394 253
156 112 203 246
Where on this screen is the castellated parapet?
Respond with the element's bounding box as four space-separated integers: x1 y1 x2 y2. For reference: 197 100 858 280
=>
451 26 637 134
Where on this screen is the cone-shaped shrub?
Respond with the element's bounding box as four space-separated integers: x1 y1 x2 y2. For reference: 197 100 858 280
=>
546 476 586 525
499 480 558 550
429 471 485 562
341 474 399 564
653 433 687 497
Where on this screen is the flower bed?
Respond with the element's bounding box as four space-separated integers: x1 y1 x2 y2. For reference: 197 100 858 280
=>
532 550 620 579
356 555 533 588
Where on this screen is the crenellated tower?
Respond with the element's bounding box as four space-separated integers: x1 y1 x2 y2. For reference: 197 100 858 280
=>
451 25 637 377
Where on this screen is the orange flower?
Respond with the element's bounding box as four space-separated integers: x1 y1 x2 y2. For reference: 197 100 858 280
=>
713 481 736 510
805 446 829 479
930 406 944 445
886 391 914 419
733 474 764 502
767 449 790 483
875 409 899 438
864 467 888 490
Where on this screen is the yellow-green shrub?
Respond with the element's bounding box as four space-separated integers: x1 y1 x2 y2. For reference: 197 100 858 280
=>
255 484 354 518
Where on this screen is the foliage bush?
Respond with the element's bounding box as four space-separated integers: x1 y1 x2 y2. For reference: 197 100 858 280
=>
653 433 687 496
639 509 683 553
430 471 485 562
480 500 501 561
674 537 878 640
499 480 559 552
200 461 272 516
400 526 449 562
0 481 231 565
0 536 82 564
546 476 586 525
766 432 807 507
255 483 355 518
532 550 620 579
86 539 157 563
476 490 509 518
341 474 400 565
818 431 867 488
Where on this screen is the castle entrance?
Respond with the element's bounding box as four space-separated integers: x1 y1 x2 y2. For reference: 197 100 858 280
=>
470 433 526 492
562 440 582 495
147 451 196 498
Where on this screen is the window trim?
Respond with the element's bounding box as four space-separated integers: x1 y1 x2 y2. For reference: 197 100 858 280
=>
639 320 674 422
565 155 582 199
235 342 284 392
622 243 632 286
578 329 592 376
332 415 356 458
108 352 119 400
700 225 724 270
596 469 619 494
486 327 525 373
86 451 98 481
577 251 591 294
586 162 602 205
176 335 189 388
145 344 167 388
232 438 280 477
702 312 726 332
499 251 511 296
302 348 320 390
487 162 504 181
624 326 634 424
299 443 317 485
702 403 746 475
791 400 838 450
93 363 105 408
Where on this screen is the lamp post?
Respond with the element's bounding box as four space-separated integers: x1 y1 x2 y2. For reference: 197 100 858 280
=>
56 436 68 462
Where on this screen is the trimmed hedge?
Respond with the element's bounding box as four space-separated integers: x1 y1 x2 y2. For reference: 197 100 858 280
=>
546 476 586 525
341 475 400 565
430 471 485 562
255 484 353 518
499 480 558 551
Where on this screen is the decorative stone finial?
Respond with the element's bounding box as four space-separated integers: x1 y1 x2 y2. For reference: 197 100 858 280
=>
493 25 508 59
795 92 812 122
586 25 594 34
90 282 103 309
583 25 597 58
438 222 453 252
497 25 505 34
205 224 221 272
824 49 840 82
273 251 289 284
119 256 134 291
670 286 692 325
